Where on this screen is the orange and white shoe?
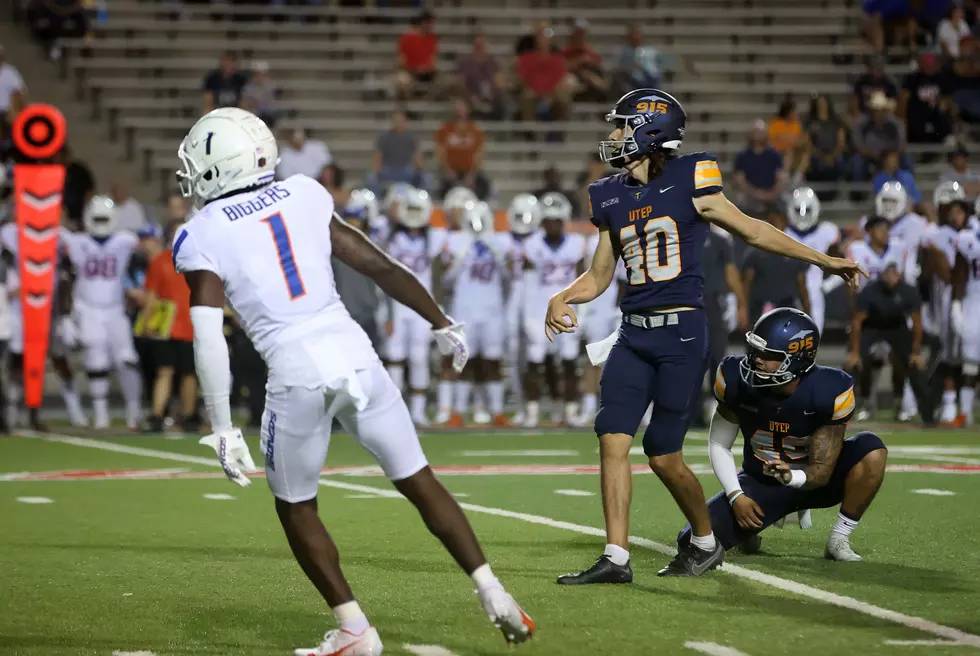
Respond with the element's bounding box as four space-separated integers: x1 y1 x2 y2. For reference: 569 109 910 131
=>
480 587 535 645
446 413 465 428
293 628 383 656
492 413 513 428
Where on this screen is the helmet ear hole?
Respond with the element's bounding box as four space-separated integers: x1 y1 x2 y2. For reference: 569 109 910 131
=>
202 170 213 182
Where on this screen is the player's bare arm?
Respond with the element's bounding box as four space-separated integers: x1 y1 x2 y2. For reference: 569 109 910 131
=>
545 227 616 341
693 192 868 288
764 424 845 489
331 212 450 330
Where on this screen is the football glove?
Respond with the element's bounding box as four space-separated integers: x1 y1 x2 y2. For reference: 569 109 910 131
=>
57 316 80 350
434 317 469 373
200 428 257 488
952 300 966 338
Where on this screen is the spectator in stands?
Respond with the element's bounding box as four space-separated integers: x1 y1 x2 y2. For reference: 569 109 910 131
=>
201 51 249 114
575 153 611 216
455 31 505 121
851 91 911 183
768 96 804 184
516 27 572 126
613 27 663 97
241 60 279 129
802 94 847 196
899 53 954 144
370 108 426 194
110 177 148 232
863 0 918 58
849 55 898 124
952 36 980 121
435 98 489 200
873 150 922 200
394 10 438 101
563 20 607 102
58 143 95 227
27 0 88 60
533 166 580 217
514 21 555 56
940 144 980 198
0 46 26 120
938 4 971 58
277 128 331 181
320 163 349 206
734 120 787 215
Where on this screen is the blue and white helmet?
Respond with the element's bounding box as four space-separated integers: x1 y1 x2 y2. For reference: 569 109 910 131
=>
740 308 820 388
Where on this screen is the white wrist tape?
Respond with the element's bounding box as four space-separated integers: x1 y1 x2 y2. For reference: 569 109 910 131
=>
786 469 807 489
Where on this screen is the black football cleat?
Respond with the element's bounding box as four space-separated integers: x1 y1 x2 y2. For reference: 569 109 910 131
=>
557 555 633 585
657 539 725 577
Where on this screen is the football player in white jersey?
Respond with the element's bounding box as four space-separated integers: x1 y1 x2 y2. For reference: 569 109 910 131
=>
173 108 533 655
953 225 980 425
61 196 143 429
384 187 449 425
443 200 512 426
785 187 840 334
504 193 542 420
521 191 586 427
346 188 386 245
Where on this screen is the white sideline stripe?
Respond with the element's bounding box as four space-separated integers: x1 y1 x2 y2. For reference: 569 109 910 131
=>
884 640 973 646
202 493 236 501
16 496 53 504
685 642 751 656
34 432 980 648
344 494 400 499
112 651 158 656
403 645 459 656
911 489 956 496
460 449 580 457
554 489 595 496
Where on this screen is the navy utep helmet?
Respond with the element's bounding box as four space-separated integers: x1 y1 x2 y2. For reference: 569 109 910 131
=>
740 308 820 388
599 88 686 169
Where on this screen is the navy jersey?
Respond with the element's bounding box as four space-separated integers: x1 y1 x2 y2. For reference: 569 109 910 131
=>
588 152 723 312
712 355 856 480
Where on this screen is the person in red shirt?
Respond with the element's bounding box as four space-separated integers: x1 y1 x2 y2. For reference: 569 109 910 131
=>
516 27 573 124
563 20 608 102
395 10 439 101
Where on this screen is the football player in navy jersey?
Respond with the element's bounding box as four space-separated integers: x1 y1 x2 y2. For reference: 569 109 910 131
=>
679 308 888 562
548 89 868 583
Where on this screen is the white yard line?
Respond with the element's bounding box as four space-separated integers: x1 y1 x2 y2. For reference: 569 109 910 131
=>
685 642 751 656
884 640 975 647
403 645 459 656
460 450 580 457
24 431 980 649
912 489 956 496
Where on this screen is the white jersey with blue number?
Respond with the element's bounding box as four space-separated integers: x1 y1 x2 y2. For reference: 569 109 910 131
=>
847 238 910 289
172 174 378 388
522 231 587 317
62 230 138 308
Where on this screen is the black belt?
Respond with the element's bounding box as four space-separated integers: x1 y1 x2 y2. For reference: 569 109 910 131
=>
624 312 680 329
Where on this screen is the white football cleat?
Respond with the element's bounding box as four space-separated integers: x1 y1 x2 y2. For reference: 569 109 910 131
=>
293 628 383 656
854 408 872 422
473 408 492 425
479 587 535 645
434 407 452 425
825 534 862 562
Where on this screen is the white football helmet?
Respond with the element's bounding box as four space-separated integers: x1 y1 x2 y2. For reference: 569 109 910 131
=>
933 180 966 207
507 193 542 235
787 187 821 233
540 191 573 221
82 195 118 238
874 181 909 222
397 187 433 229
444 186 479 213
384 182 416 221
461 200 494 238
344 188 379 224
177 108 278 206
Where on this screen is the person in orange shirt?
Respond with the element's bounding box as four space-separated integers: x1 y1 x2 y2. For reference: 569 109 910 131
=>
435 98 489 198
395 10 439 101
768 97 804 176
143 220 198 433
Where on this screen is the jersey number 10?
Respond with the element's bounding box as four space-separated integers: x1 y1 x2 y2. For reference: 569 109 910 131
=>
262 212 307 300
620 216 682 284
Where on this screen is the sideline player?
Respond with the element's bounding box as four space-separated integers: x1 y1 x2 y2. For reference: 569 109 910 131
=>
546 89 866 582
172 108 533 655
682 308 887 561
953 223 980 425
784 187 840 334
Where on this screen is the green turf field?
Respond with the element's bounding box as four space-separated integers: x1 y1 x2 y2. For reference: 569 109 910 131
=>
3 425 980 656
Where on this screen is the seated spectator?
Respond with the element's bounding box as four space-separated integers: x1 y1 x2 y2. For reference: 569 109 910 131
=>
872 150 922 202
575 153 612 216
952 36 980 121
802 94 847 195
517 28 572 124
435 98 490 200
0 46 26 121
455 31 505 121
370 109 426 194
514 21 554 57
940 145 980 199
613 27 664 97
734 120 787 215
320 164 349 207
240 60 280 129
899 53 954 143
277 129 331 181
937 4 970 59
768 96 804 181
850 91 911 183
110 177 148 233
394 10 438 101
201 51 249 114
533 165 580 217
563 20 607 102
27 0 88 60
863 0 918 58
849 55 898 124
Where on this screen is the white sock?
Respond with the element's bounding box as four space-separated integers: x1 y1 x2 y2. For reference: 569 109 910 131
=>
387 365 404 393
902 381 918 414
332 600 370 636
564 401 579 422
961 387 975 418
690 532 717 551
943 389 957 413
410 392 426 419
582 393 597 416
90 377 110 422
437 380 452 413
526 400 539 420
603 543 630 566
61 380 85 419
118 364 143 422
487 381 505 414
470 563 502 592
455 381 472 414
831 511 859 538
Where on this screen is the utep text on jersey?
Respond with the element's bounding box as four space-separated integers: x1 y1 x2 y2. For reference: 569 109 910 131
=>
713 355 856 480
588 152 723 311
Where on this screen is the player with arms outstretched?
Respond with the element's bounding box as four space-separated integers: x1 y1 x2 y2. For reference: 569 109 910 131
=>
172 108 533 655
682 308 888 561
547 89 866 583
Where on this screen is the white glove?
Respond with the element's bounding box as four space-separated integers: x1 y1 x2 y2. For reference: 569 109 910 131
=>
57 315 80 350
433 317 469 373
951 300 966 338
199 428 257 488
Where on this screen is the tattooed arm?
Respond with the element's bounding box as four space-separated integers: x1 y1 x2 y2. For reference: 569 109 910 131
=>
763 424 846 489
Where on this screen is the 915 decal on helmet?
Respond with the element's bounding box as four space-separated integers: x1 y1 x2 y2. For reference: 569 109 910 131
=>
598 88 687 169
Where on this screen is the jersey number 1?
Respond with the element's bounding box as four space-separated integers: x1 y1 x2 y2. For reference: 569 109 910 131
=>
620 216 682 284
262 213 306 300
